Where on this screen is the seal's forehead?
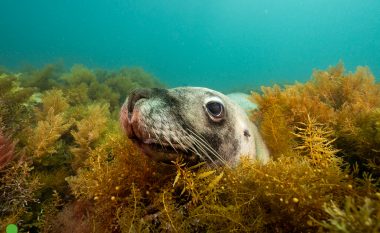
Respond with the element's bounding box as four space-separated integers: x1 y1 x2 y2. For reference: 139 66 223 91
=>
168 87 226 100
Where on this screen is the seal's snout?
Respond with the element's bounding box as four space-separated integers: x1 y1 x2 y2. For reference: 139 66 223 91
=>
120 88 154 139
127 88 152 121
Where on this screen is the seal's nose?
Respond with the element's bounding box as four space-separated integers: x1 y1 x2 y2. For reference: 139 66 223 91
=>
127 88 153 118
120 88 153 138
120 88 167 138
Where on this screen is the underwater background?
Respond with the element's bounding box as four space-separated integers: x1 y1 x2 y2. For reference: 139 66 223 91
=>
2 1 380 233
1 0 380 91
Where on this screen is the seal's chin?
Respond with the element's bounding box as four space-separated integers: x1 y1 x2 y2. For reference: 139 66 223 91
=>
138 141 181 163
134 138 196 164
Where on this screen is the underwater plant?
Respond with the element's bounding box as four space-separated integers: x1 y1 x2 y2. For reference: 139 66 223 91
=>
29 90 72 159
0 163 41 230
0 73 35 138
319 195 380 233
252 62 380 177
1 62 379 232
65 131 165 232
58 65 164 111
70 104 110 170
20 64 63 91
61 64 96 87
0 131 16 170
293 115 339 166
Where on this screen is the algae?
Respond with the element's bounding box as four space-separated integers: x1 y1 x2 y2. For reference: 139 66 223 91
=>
0 62 379 233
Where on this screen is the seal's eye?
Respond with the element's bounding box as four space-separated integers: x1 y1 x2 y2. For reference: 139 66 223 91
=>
205 101 224 121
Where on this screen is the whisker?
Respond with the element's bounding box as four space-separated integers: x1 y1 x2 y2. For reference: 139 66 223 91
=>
186 127 228 166
142 118 228 167
175 134 190 152
151 128 164 149
163 134 178 153
188 143 204 160
180 133 206 161
188 134 219 167
183 131 210 157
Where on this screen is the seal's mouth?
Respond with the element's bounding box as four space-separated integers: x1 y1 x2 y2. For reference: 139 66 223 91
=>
130 132 197 164
137 139 192 163
120 100 196 163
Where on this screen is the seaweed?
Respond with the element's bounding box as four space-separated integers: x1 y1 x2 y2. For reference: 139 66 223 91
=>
64 83 90 106
251 62 380 176
318 195 380 233
70 104 109 170
60 65 164 112
66 132 164 232
101 67 164 91
61 64 96 87
63 127 361 232
46 200 95 233
293 115 339 166
0 160 41 232
251 90 295 157
88 82 120 111
1 62 380 232
0 74 35 138
21 64 63 91
28 91 72 159
0 131 16 170
34 89 70 120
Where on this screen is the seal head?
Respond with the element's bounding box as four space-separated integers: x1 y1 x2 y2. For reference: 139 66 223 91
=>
120 87 269 165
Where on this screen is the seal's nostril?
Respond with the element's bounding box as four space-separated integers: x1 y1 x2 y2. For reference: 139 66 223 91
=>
127 88 153 118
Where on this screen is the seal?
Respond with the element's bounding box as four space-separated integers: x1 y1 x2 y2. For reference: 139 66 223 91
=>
120 87 269 166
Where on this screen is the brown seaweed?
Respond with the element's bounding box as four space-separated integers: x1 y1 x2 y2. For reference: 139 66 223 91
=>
0 132 16 170
0 62 379 233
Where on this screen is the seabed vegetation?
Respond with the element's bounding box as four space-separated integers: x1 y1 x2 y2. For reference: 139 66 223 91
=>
0 62 379 232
